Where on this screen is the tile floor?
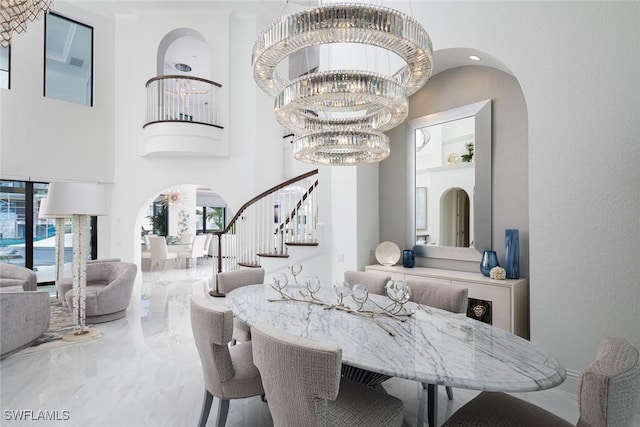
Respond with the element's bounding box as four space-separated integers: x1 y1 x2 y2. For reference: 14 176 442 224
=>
1 260 638 426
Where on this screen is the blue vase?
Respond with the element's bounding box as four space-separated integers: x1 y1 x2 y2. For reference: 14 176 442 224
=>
480 250 499 277
505 229 519 279
402 250 415 268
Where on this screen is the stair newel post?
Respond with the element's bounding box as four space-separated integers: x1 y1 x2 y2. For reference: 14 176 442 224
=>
209 232 225 297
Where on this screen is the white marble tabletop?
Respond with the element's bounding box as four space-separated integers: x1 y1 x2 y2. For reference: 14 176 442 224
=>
226 284 566 392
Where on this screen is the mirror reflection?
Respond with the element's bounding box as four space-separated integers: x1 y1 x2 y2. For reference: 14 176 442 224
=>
415 116 475 247
408 99 491 260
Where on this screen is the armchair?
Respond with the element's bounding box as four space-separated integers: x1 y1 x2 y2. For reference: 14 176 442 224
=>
57 260 137 323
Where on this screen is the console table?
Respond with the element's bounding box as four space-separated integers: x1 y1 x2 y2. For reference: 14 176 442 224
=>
365 265 529 339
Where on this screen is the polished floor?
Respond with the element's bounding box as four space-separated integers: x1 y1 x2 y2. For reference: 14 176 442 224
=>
1 260 638 427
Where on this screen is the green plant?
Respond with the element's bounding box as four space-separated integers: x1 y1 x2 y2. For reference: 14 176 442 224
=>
461 142 474 163
146 204 167 236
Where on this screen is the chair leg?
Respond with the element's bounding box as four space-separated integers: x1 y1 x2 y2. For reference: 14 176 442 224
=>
446 386 454 400
215 398 230 427
198 389 213 427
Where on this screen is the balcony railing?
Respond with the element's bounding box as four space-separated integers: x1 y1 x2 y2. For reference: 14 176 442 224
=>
144 75 223 129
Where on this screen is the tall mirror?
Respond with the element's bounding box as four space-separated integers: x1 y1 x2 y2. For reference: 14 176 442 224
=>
407 99 492 261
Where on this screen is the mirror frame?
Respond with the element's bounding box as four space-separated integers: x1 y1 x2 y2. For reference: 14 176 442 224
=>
406 99 492 262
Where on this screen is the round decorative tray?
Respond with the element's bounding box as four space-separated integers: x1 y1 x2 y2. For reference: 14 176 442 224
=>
375 241 401 266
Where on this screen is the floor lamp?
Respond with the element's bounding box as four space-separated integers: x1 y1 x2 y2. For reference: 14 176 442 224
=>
38 198 69 286
46 182 107 342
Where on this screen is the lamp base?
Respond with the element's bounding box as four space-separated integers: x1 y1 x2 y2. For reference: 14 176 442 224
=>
209 290 225 298
61 326 101 342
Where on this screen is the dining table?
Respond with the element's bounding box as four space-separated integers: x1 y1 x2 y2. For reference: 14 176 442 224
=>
225 283 566 426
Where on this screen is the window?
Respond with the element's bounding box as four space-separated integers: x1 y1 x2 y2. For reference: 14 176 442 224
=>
0 46 9 89
0 180 97 284
44 13 93 106
196 206 225 233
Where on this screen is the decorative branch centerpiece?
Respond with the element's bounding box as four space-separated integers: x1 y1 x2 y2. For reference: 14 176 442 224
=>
268 263 414 336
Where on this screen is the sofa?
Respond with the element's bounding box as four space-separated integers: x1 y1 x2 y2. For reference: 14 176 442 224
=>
57 260 137 323
0 263 38 291
0 264 50 359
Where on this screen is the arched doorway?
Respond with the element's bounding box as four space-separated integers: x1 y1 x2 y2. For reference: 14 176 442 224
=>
440 187 470 247
136 185 229 272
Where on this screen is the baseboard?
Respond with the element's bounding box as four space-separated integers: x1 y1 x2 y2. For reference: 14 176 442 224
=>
556 368 580 395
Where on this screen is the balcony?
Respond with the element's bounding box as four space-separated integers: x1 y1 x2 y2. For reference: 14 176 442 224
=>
143 75 227 157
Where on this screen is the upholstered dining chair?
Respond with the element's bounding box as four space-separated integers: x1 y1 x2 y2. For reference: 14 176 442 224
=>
190 296 264 427
148 235 177 271
344 270 391 295
406 278 468 426
178 234 207 269
202 234 213 259
180 232 194 245
251 323 405 427
216 268 265 344
443 336 640 427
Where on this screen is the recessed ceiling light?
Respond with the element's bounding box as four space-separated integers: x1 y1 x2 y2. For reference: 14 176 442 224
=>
175 63 192 72
469 55 481 61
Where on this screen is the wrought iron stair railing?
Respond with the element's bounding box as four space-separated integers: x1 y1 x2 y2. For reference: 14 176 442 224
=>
212 169 319 275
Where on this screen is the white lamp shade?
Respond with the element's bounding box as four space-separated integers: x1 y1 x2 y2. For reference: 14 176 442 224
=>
46 182 108 216
38 198 71 219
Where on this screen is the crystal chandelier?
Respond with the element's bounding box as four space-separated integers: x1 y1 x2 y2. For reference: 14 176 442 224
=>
252 2 433 165
0 0 54 47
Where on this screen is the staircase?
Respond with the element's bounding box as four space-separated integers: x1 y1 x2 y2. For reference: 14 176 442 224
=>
211 169 319 275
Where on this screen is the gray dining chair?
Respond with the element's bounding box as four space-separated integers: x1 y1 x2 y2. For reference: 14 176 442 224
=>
251 323 405 427
190 296 264 427
216 268 265 344
406 278 468 426
344 270 391 295
443 336 640 427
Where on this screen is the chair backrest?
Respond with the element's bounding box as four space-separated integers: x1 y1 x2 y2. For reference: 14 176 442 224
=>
194 234 208 255
252 323 342 427
190 296 235 398
185 234 208 258
577 336 640 427
216 268 265 294
202 234 213 256
180 233 194 245
406 279 468 313
344 271 391 296
148 236 169 261
86 260 135 283
0 264 37 291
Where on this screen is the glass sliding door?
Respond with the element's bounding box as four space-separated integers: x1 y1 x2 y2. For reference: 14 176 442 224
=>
0 181 26 266
33 183 73 283
0 180 97 285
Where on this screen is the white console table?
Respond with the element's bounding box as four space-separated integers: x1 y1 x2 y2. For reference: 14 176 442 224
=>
365 264 529 339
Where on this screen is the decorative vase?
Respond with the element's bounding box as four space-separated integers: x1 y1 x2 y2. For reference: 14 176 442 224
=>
480 250 499 277
505 229 519 279
402 250 415 268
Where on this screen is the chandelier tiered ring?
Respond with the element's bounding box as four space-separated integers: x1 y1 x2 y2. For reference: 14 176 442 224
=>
1 0 54 47
252 3 433 165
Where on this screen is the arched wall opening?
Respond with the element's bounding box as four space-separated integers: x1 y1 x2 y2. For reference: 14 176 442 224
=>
132 184 231 273
381 47 530 277
156 28 210 79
